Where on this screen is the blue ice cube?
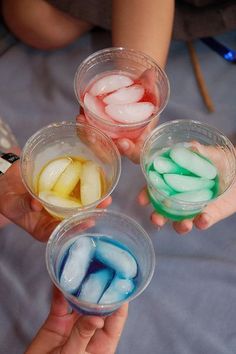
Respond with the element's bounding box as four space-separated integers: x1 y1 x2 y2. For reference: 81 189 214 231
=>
78 268 113 303
95 240 137 278
99 276 135 304
60 237 95 294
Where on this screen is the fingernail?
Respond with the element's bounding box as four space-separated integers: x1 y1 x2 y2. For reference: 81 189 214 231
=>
118 140 129 151
199 213 211 229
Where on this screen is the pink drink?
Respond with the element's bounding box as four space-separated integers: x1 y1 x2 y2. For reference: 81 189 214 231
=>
74 48 170 140
82 71 158 139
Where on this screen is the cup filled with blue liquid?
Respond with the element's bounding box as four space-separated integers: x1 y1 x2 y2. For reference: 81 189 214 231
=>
141 120 236 221
46 209 155 316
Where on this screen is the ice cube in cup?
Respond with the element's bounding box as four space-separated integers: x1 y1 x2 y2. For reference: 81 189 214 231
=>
20 122 121 219
141 120 236 221
46 209 155 316
74 47 170 139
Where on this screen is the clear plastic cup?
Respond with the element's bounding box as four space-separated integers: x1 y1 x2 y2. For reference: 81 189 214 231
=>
21 121 121 219
46 209 156 316
74 47 170 139
141 120 236 221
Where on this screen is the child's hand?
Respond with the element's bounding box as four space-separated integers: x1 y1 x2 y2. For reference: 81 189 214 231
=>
0 159 111 242
26 287 128 354
138 182 236 234
138 174 236 236
116 118 157 163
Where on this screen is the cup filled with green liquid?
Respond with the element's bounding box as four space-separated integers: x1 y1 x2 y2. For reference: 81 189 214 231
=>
141 120 236 221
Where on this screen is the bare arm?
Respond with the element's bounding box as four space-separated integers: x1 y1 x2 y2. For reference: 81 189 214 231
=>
112 0 174 68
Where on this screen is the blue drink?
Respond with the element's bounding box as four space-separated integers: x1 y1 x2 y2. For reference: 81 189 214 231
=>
58 235 138 312
46 210 155 316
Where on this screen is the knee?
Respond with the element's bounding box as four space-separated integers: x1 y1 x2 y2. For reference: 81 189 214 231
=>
2 0 87 50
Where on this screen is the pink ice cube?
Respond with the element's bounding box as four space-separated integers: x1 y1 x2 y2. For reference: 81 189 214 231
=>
89 74 133 96
84 93 114 121
103 84 144 105
105 102 155 123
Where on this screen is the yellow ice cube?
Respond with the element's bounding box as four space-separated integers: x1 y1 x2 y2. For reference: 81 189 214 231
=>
39 191 82 208
80 161 102 205
38 157 71 192
53 160 82 197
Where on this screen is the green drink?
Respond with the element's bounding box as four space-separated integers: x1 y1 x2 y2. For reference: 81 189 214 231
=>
141 120 236 221
146 146 219 220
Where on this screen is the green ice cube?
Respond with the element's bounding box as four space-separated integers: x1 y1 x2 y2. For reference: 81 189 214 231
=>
148 170 173 195
153 156 183 174
170 146 217 179
171 189 213 202
163 174 215 192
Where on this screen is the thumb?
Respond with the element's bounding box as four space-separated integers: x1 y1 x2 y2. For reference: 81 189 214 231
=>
62 315 104 354
117 139 140 164
194 188 236 230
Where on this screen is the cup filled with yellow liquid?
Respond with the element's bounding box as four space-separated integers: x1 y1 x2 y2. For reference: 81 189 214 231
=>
21 121 121 219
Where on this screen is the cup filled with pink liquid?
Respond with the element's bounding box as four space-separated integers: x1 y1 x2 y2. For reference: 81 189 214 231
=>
74 47 170 139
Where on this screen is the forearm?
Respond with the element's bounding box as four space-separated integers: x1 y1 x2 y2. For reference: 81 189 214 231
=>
112 0 174 69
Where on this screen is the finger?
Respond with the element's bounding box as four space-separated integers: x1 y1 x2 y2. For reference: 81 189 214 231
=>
63 316 104 354
86 304 129 354
50 287 69 317
172 219 194 235
116 118 158 164
43 287 78 340
194 186 236 230
97 196 112 209
193 212 213 230
151 211 168 228
76 113 86 124
116 139 140 164
102 303 128 345
137 118 158 143
137 187 150 206
146 116 158 132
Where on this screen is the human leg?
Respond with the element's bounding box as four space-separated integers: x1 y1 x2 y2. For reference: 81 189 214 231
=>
1 0 92 50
